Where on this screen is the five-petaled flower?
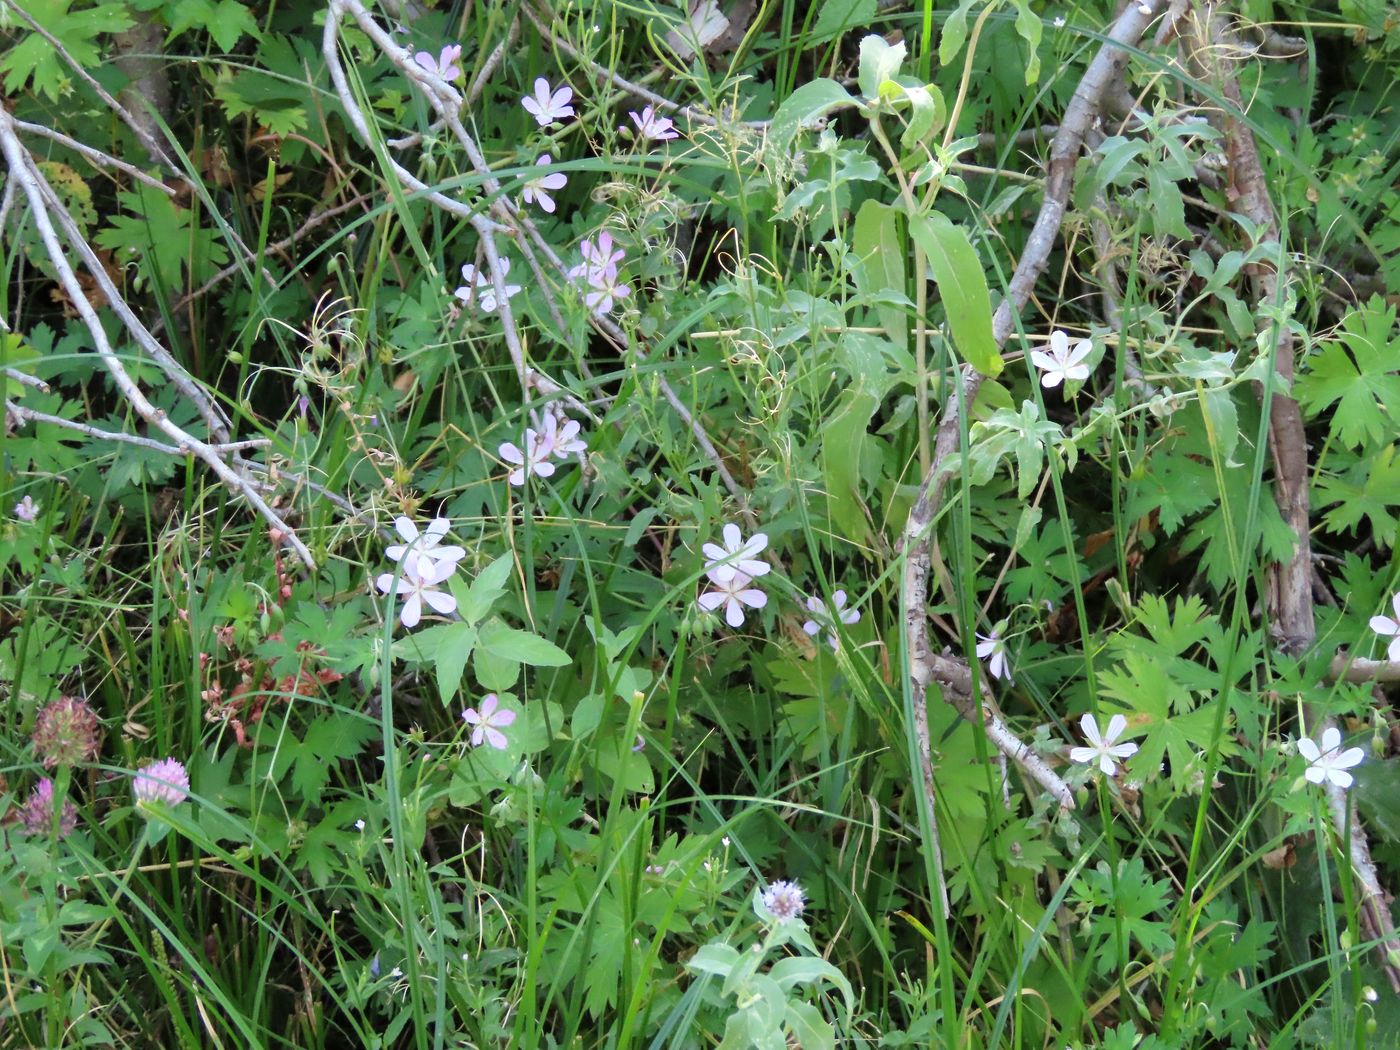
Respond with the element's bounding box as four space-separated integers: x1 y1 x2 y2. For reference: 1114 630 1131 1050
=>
499 427 557 486
133 757 191 808
1068 713 1138 776
521 154 568 213
414 44 462 81
1368 591 1400 662
454 259 522 313
1030 330 1093 388
802 590 860 651
462 694 517 750
549 414 588 457
701 523 770 583
697 569 767 628
376 552 458 628
1298 726 1364 789
386 516 465 568
975 629 1013 683
521 77 575 126
626 106 679 142
761 879 806 923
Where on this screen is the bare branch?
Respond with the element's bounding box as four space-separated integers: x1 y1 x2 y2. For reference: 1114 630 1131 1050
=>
1327 655 1400 685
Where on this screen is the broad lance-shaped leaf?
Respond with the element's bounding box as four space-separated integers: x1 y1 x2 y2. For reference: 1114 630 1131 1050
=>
908 213 1001 377
767 79 857 160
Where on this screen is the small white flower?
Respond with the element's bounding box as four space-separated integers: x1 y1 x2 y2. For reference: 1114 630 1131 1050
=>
761 879 806 923
549 416 588 458
701 523 770 583
1030 330 1093 388
385 516 465 567
521 154 568 214
521 77 575 126
802 590 860 651
975 630 1013 683
1068 713 1139 776
454 259 522 313
1136 1 1152 13
625 106 679 142
353 819 366 832
376 552 458 629
461 694 517 750
13 495 38 522
1052 15 1066 26
1369 592 1400 662
499 428 558 486
697 570 767 628
1297 726 1364 789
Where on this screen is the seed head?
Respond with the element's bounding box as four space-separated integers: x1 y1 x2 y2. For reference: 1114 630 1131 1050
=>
31 696 103 767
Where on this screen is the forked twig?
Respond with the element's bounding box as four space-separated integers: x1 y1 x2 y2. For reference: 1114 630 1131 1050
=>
903 2 1158 814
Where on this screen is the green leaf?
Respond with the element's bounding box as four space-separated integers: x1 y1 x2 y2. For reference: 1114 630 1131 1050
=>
1315 444 1400 547
897 84 947 150
432 622 478 705
687 942 741 977
811 0 875 39
165 0 260 49
857 34 906 97
458 553 514 625
767 79 857 160
478 621 571 667
852 198 908 340
786 1002 837 1050
1295 296 1400 448
908 212 1001 376
0 0 132 100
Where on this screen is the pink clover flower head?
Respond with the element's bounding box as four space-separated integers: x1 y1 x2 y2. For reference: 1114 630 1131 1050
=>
375 552 459 628
461 693 517 750
31 695 103 767
1068 713 1138 776
521 77 575 126
133 758 191 809
697 569 767 628
19 778 79 836
1369 591 1400 662
1297 726 1365 789
626 106 679 142
1030 329 1093 388
521 154 568 214
386 516 465 568
414 43 462 81
701 523 770 583
499 427 558 486
802 590 860 651
974 629 1013 683
454 259 522 313
761 879 806 923
13 495 38 522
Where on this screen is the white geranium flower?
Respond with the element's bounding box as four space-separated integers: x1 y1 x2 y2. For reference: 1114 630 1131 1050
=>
1368 591 1400 662
521 78 575 126
385 516 465 567
975 629 1012 683
697 570 767 628
1298 726 1365 789
1030 329 1093 388
1068 713 1138 776
376 552 458 629
701 523 770 583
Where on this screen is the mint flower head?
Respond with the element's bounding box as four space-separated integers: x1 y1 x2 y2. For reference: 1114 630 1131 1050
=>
31 695 102 767
133 758 191 809
761 879 806 923
19 778 79 836
13 495 38 522
521 77 575 126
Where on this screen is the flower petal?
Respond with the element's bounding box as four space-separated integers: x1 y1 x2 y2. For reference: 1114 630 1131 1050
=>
1079 712 1102 746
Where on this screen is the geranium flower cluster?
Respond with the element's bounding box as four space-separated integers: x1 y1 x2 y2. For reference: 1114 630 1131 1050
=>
376 517 466 628
568 231 632 317
696 523 770 628
499 406 588 486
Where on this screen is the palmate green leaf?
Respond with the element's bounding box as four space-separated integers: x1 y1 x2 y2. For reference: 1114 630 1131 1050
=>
0 0 132 100
94 185 230 291
1294 296 1400 448
1315 443 1400 547
164 0 259 50
908 213 1001 376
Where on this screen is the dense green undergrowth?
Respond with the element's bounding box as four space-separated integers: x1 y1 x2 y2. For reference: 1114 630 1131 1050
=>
2 0 1400 1046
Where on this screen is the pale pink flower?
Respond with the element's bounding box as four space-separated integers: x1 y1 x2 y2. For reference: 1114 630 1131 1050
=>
697 569 767 628
1369 592 1400 662
454 259 521 313
570 231 625 282
582 265 632 316
461 694 516 750
761 879 806 923
701 523 770 583
385 516 465 568
549 416 588 458
802 590 860 651
1030 330 1093 388
376 552 458 628
1068 713 1138 776
521 77 575 126
499 427 557 486
521 154 568 213
1298 726 1365 789
975 629 1012 683
626 106 679 142
133 758 191 808
414 44 462 81
13 495 38 522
